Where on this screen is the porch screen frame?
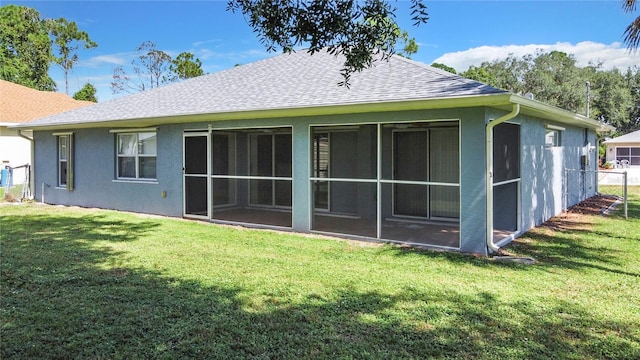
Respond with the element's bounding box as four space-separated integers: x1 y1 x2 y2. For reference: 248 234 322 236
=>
492 122 521 234
312 128 362 213
309 119 461 249
211 132 238 209
183 126 293 228
247 131 293 209
183 131 211 219
390 126 460 221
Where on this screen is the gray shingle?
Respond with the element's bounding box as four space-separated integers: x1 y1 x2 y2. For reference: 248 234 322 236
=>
24 50 506 126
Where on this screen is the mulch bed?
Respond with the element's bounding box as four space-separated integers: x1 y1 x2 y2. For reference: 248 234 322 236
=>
502 194 621 255
533 194 620 233
564 194 620 215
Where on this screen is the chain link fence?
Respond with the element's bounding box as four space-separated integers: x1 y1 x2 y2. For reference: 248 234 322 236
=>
1 164 31 202
565 169 628 218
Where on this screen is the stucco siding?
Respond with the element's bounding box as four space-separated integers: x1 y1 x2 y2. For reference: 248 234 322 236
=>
34 127 183 216
519 117 597 232
458 109 488 254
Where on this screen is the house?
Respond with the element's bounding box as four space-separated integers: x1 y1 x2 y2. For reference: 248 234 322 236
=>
0 80 93 186
604 130 640 167
12 50 611 254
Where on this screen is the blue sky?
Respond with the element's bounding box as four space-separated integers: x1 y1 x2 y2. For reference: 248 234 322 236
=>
5 1 638 102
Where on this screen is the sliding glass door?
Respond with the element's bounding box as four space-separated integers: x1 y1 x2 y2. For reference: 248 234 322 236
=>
393 127 459 220
249 133 292 208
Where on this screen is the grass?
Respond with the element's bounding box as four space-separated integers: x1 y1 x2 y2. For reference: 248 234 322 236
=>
1 190 639 359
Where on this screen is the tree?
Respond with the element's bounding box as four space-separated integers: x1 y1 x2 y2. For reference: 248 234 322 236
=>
461 66 497 84
169 52 204 81
431 63 457 74
481 54 528 95
622 0 640 50
522 51 585 112
589 68 634 128
49 18 97 95
111 41 172 94
0 4 55 90
367 16 419 59
396 29 418 58
227 0 428 85
618 66 640 133
73 82 97 102
459 50 638 132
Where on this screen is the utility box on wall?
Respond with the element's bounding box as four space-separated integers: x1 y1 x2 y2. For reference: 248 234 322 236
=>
581 154 589 169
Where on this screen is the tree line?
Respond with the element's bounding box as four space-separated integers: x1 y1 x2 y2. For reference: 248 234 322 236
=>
0 4 205 102
433 50 640 134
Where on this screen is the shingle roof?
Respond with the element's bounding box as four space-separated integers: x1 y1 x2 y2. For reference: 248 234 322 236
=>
19 50 507 127
0 80 93 123
604 130 640 144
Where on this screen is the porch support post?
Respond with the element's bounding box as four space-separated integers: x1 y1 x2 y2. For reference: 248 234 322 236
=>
291 123 311 232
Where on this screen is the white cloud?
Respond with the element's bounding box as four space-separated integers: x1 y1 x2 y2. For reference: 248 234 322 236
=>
431 41 639 72
81 53 131 67
192 39 222 47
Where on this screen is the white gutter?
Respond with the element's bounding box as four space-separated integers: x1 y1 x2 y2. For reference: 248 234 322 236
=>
18 130 33 141
486 104 520 254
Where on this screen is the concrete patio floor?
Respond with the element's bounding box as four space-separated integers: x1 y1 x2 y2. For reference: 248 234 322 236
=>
210 207 461 249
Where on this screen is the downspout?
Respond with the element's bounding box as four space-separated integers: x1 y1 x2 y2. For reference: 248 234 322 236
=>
486 104 520 254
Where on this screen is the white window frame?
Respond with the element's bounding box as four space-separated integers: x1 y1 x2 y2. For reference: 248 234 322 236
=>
53 132 74 190
545 124 564 147
112 129 157 180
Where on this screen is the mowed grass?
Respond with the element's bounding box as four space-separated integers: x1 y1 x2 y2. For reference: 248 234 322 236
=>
1 190 639 359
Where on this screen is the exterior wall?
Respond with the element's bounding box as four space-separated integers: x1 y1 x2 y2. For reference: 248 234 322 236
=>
34 126 183 216
33 107 488 253
31 106 597 255
518 115 597 233
459 110 488 254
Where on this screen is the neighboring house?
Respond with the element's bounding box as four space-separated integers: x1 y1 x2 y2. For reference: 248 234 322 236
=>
0 80 92 185
12 51 612 254
604 130 640 167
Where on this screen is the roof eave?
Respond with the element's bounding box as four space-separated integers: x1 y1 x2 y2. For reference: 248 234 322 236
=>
510 95 614 133
10 94 513 131
10 93 612 133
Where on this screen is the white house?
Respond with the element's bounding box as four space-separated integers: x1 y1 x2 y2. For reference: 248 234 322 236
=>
604 130 640 168
0 80 92 186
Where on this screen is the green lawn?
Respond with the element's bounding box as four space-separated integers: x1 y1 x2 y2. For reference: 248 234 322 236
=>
1 190 639 359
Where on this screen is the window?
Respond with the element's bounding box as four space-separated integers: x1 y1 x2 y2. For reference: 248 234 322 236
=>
116 131 157 179
616 147 640 166
545 124 564 147
545 129 560 147
55 133 74 190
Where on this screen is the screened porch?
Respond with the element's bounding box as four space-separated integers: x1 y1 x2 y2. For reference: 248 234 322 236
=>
183 121 461 249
